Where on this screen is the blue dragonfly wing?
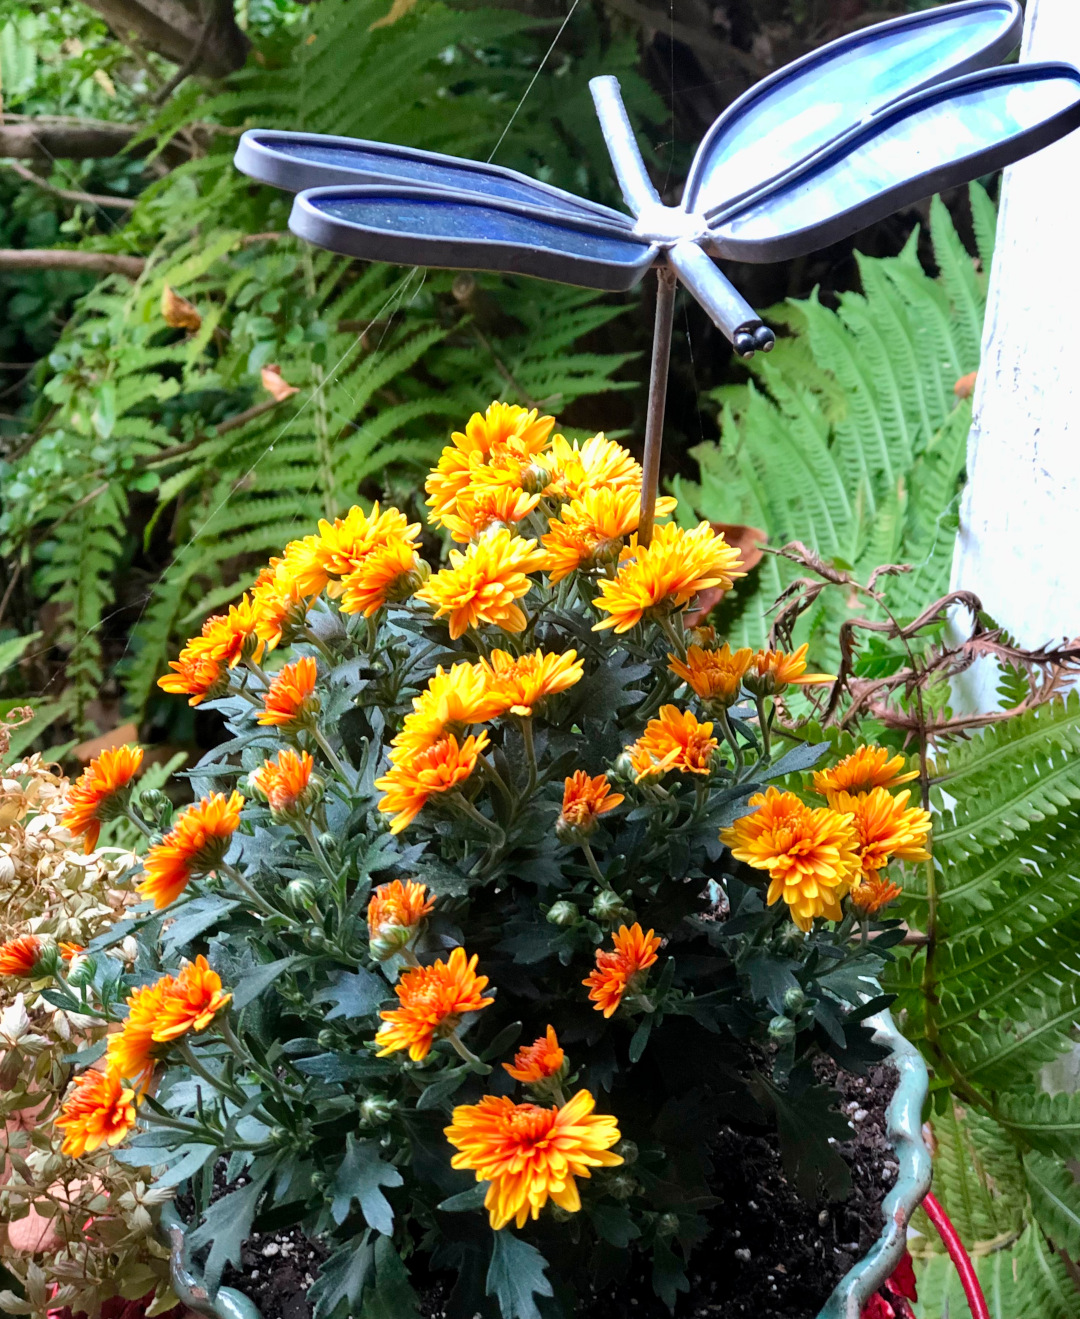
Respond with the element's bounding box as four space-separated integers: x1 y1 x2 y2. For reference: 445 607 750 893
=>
288 186 658 293
235 129 630 229
707 64 1080 264
684 0 1022 216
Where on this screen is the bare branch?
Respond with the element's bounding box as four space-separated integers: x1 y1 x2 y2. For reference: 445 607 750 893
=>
0 121 142 160
1 161 135 210
0 250 145 278
82 0 249 79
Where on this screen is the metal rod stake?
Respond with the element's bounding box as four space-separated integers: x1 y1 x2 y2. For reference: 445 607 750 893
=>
638 264 678 547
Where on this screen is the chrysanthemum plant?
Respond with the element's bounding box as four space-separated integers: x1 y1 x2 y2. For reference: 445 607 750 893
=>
31 405 931 1318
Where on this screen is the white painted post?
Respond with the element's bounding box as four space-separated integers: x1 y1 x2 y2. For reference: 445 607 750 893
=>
949 0 1080 712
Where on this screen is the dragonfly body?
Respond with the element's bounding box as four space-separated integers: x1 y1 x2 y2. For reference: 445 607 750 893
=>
234 0 1080 540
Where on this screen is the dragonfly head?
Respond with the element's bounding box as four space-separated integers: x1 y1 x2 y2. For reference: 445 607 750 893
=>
631 203 708 248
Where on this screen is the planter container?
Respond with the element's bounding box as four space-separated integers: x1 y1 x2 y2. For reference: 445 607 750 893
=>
160 1009 931 1319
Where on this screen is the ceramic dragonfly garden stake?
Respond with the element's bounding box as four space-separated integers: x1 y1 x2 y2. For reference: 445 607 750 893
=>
236 0 1080 544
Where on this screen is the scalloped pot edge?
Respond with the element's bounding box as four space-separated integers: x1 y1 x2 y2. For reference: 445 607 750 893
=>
160 1008 932 1319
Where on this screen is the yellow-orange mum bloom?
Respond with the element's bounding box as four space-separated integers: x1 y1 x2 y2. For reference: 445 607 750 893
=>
367 880 436 940
669 643 753 706
280 503 421 596
426 403 555 525
479 648 584 717
251 561 314 649
849 874 903 917
446 1089 622 1230
415 530 546 639
546 432 641 502
62 744 144 852
376 946 493 1061
55 1068 139 1158
251 748 317 815
138 791 244 909
442 483 541 544
558 772 624 835
258 656 319 728
745 644 834 696
152 955 232 1042
392 662 504 761
812 745 919 797
828 788 932 877
583 923 661 1017
375 732 489 834
189 596 265 668
107 978 170 1084
157 648 228 707
720 788 860 931
541 487 677 583
0 935 43 978
592 522 744 633
337 538 425 617
627 706 718 782
503 1025 565 1083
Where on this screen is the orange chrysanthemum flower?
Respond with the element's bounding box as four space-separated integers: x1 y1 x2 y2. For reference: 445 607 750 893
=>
375 732 490 834
280 503 421 596
583 923 661 1017
812 745 920 797
190 596 266 669
828 788 932 877
540 487 677 583
375 946 493 1061
0 934 43 978
153 955 232 1042
55 1068 139 1158
626 706 718 782
157 648 228 707
669 643 754 706
719 787 860 931
337 538 426 617
445 1089 622 1230
367 880 436 940
62 744 144 852
849 874 903 917
426 403 555 525
138 791 244 909
503 1025 566 1084
251 748 317 816
251 561 314 649
258 656 319 728
592 522 744 633
479 648 584 717
59 942 84 962
106 977 171 1084
415 530 546 639
546 432 641 502
442 483 542 544
745 644 834 696
392 662 504 761
558 772 624 835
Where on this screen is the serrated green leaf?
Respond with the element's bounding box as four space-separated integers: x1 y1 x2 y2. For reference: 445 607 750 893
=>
330 1135 403 1234
485 1231 553 1319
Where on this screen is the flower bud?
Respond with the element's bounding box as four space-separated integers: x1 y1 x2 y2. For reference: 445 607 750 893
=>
657 1212 680 1238
317 832 337 855
767 1014 796 1044
369 923 414 962
34 943 62 977
546 900 580 928
137 788 169 822
121 936 139 964
782 986 806 1015
269 1126 290 1146
607 1171 640 1201
778 921 806 950
360 1095 397 1127
306 927 328 950
286 877 319 911
590 889 631 926
0 853 17 886
316 1029 337 1050
614 1139 638 1166
520 462 551 495
66 954 97 988
609 752 636 786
